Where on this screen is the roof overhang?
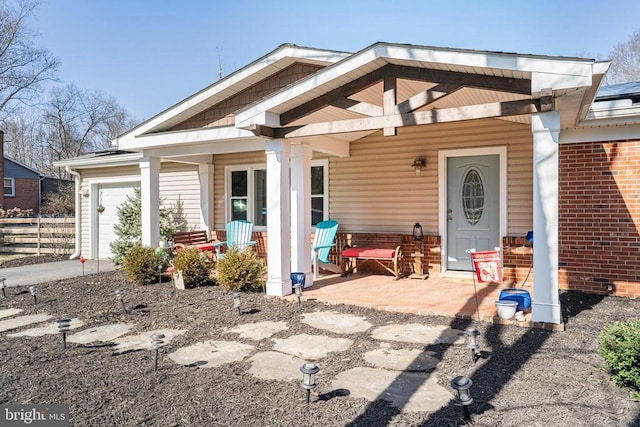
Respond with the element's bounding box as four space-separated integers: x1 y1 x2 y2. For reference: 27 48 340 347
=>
116 44 351 146
53 152 143 169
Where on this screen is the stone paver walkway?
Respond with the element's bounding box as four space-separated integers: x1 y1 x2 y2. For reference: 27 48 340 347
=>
0 302 464 414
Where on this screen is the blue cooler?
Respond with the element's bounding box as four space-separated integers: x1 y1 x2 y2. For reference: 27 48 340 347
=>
498 288 531 312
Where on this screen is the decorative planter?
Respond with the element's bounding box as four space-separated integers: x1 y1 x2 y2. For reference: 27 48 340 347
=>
498 288 531 312
495 300 518 320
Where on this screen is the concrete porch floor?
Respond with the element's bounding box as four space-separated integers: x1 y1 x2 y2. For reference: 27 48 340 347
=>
297 271 536 326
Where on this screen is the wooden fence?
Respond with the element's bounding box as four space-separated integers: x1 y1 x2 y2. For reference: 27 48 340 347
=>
0 217 75 255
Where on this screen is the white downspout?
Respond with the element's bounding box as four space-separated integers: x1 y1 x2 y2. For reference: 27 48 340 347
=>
66 166 82 260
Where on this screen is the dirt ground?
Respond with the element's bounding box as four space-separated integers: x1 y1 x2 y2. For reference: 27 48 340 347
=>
0 257 639 426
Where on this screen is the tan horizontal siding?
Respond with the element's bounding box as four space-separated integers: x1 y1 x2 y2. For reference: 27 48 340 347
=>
330 118 532 235
159 163 201 230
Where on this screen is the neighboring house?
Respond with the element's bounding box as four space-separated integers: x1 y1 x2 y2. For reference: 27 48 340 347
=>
54 42 640 327
0 132 73 214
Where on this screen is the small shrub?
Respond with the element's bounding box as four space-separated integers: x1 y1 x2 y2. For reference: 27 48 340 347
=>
217 247 265 292
122 244 161 286
598 318 640 397
173 247 213 288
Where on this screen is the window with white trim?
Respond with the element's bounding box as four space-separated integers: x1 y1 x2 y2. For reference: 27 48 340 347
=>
226 160 328 229
4 178 15 197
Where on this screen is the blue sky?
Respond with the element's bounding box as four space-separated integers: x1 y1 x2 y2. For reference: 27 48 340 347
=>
32 0 640 122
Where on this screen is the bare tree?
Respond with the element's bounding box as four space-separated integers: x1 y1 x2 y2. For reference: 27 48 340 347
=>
0 0 59 119
606 29 640 85
40 84 135 178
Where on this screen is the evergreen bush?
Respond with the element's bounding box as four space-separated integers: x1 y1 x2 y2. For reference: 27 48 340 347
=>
598 318 640 398
216 247 265 292
172 247 213 288
109 188 187 265
122 244 161 286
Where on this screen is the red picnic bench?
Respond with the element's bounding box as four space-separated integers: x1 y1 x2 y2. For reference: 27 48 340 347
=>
341 245 403 280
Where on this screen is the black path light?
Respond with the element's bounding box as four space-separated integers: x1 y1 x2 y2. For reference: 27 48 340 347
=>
57 318 72 350
115 289 127 314
151 333 165 372
293 283 303 304
0 277 6 297
28 285 37 305
451 375 474 423
464 328 481 363
233 292 242 316
300 363 320 404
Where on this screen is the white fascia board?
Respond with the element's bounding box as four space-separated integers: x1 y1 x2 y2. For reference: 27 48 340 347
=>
236 43 598 127
120 127 258 150
117 46 350 145
561 122 640 144
53 153 143 169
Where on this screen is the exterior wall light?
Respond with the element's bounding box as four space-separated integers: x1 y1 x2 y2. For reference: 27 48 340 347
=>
411 157 426 176
300 363 320 403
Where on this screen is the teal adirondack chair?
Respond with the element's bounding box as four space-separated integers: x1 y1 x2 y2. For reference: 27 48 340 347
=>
312 220 342 279
213 220 256 260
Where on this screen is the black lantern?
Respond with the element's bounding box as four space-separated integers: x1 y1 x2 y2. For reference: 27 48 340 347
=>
451 375 473 422
413 223 423 241
300 363 320 403
464 328 481 362
233 292 242 316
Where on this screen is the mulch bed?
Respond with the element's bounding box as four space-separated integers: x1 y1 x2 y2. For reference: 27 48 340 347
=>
0 259 638 426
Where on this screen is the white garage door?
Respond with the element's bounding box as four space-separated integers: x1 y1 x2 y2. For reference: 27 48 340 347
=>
96 183 138 259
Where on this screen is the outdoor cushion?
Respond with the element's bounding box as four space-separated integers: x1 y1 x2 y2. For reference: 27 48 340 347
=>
341 247 396 259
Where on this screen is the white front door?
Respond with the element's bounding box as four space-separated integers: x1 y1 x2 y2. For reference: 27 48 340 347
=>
446 155 500 271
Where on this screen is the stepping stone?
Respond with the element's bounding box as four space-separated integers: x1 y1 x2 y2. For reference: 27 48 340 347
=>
67 323 135 344
247 351 305 382
8 318 84 337
364 347 439 371
332 367 452 413
0 308 23 319
272 334 353 360
113 329 187 352
0 314 52 333
301 311 372 334
370 324 464 345
168 340 254 368
224 321 288 341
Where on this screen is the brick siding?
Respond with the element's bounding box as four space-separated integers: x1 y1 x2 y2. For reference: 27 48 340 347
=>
559 140 640 298
3 177 39 212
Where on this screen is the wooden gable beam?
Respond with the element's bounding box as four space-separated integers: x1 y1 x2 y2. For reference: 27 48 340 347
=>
285 99 539 139
396 83 460 114
388 64 531 95
280 66 391 125
329 98 383 116
383 75 397 136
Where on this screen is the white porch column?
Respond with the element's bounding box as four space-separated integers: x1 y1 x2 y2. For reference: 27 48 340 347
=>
140 156 160 247
265 139 292 296
290 143 313 287
531 111 561 324
198 163 214 235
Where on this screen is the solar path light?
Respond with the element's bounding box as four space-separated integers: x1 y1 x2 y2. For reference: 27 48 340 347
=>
57 318 72 350
300 363 320 404
151 333 165 372
0 277 6 297
115 289 127 314
29 285 37 305
451 375 473 423
464 328 481 363
293 283 303 304
233 292 242 316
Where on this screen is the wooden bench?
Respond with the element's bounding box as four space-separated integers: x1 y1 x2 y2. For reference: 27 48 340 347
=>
341 245 403 280
171 230 217 253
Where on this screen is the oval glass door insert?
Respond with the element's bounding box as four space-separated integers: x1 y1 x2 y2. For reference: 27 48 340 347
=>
462 168 484 225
